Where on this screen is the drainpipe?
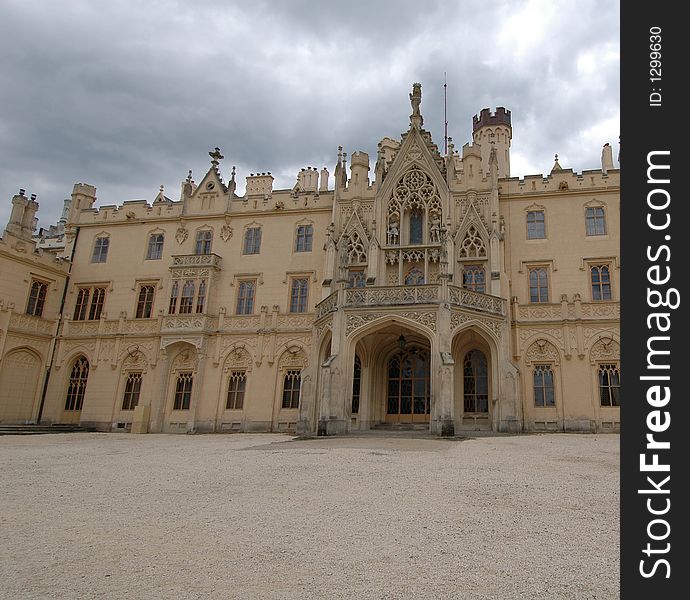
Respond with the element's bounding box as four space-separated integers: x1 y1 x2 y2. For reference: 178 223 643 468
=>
36 227 80 423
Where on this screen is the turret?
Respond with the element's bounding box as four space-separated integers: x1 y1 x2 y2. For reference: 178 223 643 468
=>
601 143 614 174
349 152 370 193
472 107 512 179
5 188 29 238
67 183 97 225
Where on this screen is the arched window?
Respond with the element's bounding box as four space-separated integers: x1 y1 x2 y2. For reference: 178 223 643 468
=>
386 347 430 419
168 282 179 314
282 370 301 409
146 233 164 260
195 280 206 313
136 284 155 319
463 349 488 413
91 237 109 263
533 365 555 407
351 355 362 414
590 265 612 301
26 280 48 317
599 364 620 406
65 356 89 411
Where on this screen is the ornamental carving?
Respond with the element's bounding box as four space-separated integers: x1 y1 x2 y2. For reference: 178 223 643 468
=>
222 345 253 371
387 167 442 234
458 225 486 259
278 346 308 369
525 339 561 365
314 319 332 340
450 312 503 340
580 302 620 319
398 311 436 332
162 316 207 331
171 348 198 371
175 226 189 245
222 316 261 331
344 285 438 307
220 224 233 242
277 314 312 330
589 337 620 364
97 340 116 362
124 319 159 334
68 321 99 336
315 293 338 320
345 313 385 337
516 304 562 321
8 313 54 336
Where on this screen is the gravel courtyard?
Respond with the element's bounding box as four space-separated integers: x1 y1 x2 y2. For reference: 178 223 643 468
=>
0 432 619 599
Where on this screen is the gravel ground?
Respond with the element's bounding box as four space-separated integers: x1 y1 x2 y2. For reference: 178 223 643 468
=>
0 432 619 599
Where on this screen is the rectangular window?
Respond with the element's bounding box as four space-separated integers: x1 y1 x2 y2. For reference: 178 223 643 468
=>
91 237 110 263
236 281 256 315
73 286 106 320
168 281 179 314
173 372 193 410
122 372 143 410
585 207 607 236
295 225 313 252
526 211 545 239
195 230 213 255
289 278 309 313
533 365 555 407
409 210 423 244
135 284 155 319
282 370 301 409
146 233 164 260
462 265 485 294
26 280 48 317
195 280 206 314
226 371 246 410
528 268 549 303
590 265 612 301
243 227 262 255
347 269 366 288
599 364 620 407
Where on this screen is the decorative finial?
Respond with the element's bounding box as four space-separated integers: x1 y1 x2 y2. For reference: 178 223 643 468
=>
209 147 224 167
555 153 559 161
231 165 236 181
159 184 164 193
186 170 193 183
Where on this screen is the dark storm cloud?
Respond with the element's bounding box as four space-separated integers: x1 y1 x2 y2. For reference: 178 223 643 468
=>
0 0 619 229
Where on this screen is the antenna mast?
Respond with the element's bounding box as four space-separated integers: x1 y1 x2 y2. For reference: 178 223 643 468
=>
443 72 448 155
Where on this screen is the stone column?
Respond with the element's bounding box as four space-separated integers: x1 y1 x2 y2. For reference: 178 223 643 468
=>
433 297 455 436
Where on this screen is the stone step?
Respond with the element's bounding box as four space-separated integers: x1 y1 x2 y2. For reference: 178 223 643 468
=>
0 424 96 436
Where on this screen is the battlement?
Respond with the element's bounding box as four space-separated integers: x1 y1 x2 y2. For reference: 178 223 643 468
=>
472 107 512 131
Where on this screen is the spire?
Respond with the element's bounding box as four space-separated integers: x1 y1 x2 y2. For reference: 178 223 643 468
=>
409 82 423 129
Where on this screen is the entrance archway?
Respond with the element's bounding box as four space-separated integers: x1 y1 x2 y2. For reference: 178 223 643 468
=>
385 345 430 423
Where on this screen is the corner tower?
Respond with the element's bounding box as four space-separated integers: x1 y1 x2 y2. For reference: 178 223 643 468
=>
472 107 512 179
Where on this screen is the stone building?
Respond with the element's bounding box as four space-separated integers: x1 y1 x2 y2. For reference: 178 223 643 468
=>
0 84 620 434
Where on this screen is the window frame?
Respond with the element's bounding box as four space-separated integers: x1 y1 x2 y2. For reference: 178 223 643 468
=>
173 372 193 410
195 229 213 256
585 206 607 236
64 356 89 411
121 372 143 411
226 371 247 410
528 266 550 303
26 279 49 317
135 283 156 319
243 227 262 255
146 233 165 260
295 224 313 252
590 263 613 301
73 285 107 321
598 363 620 407
461 264 486 294
281 369 302 409
236 280 256 315
533 364 556 407
289 277 309 313
91 236 110 263
526 210 546 240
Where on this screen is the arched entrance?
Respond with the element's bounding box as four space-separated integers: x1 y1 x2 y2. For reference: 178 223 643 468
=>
385 346 430 423
0 349 42 423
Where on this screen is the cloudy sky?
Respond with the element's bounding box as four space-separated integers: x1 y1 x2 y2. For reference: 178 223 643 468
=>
0 0 619 230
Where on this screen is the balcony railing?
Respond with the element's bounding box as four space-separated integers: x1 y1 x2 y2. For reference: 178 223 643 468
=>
316 284 506 318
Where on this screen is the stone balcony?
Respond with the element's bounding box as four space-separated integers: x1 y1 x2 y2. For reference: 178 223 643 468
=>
171 254 222 268
316 284 506 320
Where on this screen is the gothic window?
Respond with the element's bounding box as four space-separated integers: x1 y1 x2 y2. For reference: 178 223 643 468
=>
590 265 612 301
528 268 549 303
458 226 486 258
65 356 89 411
347 231 368 264
295 225 313 252
91 237 109 263
135 284 155 319
122 372 143 410
351 355 362 414
409 210 423 244
179 281 195 314
386 347 430 417
463 349 488 413
599 364 620 407
168 281 179 314
585 206 607 236
173 372 193 410
404 268 424 286
195 280 206 313
243 227 262 255
195 230 213 255
281 370 301 409
347 269 366 288
527 210 545 239
226 371 246 410
290 278 309 313
146 233 164 260
462 265 485 293
236 281 256 315
533 365 555 407
74 286 106 321
26 280 48 317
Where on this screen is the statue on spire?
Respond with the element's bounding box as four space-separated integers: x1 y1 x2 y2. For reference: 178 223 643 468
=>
409 82 423 128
